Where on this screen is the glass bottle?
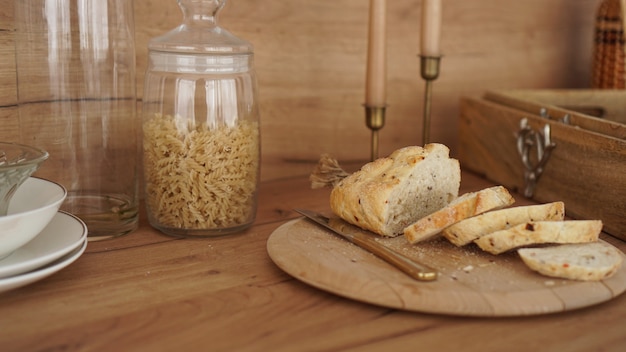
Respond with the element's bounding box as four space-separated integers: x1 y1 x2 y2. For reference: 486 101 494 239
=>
14 0 139 240
142 0 261 237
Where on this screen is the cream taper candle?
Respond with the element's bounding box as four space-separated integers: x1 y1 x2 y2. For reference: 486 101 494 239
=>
365 0 387 107
421 0 442 57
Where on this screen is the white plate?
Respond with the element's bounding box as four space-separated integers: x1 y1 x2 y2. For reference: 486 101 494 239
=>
0 211 87 278
0 238 87 293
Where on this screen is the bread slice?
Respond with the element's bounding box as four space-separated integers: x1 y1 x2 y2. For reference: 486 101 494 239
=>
518 241 624 281
329 144 460 237
403 185 515 244
475 220 603 255
443 202 565 247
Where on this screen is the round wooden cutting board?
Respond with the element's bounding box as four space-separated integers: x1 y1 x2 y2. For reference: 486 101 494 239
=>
266 218 626 317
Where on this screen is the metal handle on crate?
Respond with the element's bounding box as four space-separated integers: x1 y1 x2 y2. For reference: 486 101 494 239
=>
516 118 557 198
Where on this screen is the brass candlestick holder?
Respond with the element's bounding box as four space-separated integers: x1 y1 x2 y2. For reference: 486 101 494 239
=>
420 55 441 145
365 105 386 161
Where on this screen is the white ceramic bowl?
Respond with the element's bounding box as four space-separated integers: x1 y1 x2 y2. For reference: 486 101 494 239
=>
0 177 67 260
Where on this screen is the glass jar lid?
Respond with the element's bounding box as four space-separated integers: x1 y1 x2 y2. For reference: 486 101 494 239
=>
149 0 252 55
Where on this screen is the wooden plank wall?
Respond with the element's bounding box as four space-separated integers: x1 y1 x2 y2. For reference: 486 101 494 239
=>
0 0 602 181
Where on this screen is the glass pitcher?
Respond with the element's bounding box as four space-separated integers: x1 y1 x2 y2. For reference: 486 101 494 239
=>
14 0 139 240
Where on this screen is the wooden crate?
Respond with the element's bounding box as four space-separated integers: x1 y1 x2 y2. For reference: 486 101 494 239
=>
459 89 626 240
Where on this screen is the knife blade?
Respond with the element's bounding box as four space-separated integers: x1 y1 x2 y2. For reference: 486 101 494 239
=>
294 209 438 281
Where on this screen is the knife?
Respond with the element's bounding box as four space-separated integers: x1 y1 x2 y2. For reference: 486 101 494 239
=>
294 209 438 281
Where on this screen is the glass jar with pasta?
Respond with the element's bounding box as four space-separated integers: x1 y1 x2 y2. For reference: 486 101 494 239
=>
142 0 260 237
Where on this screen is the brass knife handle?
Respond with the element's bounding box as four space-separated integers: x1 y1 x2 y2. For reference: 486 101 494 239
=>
294 209 438 282
351 233 438 281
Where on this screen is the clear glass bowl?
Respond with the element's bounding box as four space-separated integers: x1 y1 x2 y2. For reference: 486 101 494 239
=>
0 142 49 216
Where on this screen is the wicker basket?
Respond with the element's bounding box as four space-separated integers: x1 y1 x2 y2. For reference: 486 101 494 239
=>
592 0 626 88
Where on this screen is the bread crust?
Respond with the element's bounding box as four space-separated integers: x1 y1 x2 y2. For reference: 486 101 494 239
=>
403 185 515 244
329 144 460 237
518 241 624 281
475 220 603 255
443 202 565 246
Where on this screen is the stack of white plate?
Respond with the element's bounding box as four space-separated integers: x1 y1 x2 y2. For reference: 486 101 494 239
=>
0 178 88 293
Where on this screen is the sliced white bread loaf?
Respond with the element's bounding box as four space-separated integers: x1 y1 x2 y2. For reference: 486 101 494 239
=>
518 241 624 281
475 220 603 255
330 144 460 237
443 202 565 247
403 185 515 244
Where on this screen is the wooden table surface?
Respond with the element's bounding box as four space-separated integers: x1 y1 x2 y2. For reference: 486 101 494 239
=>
1 171 625 352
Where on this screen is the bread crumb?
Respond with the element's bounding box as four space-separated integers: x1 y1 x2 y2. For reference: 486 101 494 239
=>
462 265 474 273
544 280 555 286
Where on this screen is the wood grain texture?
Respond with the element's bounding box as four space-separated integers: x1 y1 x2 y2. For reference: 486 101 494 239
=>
458 96 626 239
1 171 626 351
485 89 626 138
0 0 603 182
268 218 626 316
